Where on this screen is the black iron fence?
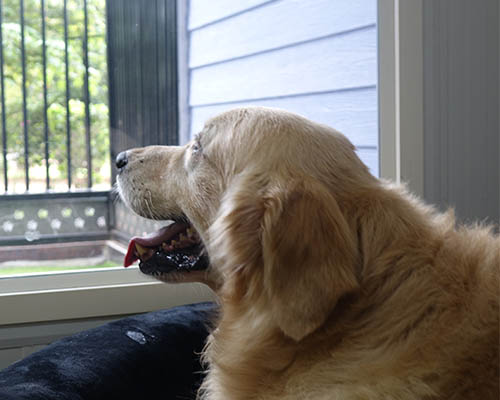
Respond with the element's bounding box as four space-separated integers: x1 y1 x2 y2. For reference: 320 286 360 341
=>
0 0 109 193
106 0 179 185
0 0 178 246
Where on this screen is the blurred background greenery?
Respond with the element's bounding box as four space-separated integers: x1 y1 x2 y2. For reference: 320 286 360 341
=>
1 0 109 193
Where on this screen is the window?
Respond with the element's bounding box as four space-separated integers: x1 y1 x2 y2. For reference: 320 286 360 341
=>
0 0 109 193
0 0 413 327
0 0 117 279
0 0 212 330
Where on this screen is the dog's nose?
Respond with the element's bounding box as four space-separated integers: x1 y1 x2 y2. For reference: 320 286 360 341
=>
115 151 128 170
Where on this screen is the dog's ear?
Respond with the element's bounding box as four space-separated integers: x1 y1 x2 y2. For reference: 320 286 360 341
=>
261 180 359 341
209 176 359 341
207 173 268 296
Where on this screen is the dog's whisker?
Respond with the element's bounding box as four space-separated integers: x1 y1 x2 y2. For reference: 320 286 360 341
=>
111 184 122 205
144 197 155 220
145 190 162 221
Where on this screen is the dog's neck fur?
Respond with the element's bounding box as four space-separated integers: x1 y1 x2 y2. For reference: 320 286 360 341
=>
200 279 308 398
202 185 437 399
199 183 498 400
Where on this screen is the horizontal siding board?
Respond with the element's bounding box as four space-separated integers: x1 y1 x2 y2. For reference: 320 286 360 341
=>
187 0 379 177
190 26 377 106
190 0 376 68
188 0 273 30
189 87 378 147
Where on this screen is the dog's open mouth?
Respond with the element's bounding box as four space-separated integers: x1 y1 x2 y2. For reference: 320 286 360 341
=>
123 222 209 276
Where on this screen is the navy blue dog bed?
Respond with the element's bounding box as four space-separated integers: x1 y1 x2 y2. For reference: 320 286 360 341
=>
0 302 216 400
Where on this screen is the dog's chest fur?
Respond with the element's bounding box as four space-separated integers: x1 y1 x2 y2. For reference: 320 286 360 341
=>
197 303 439 400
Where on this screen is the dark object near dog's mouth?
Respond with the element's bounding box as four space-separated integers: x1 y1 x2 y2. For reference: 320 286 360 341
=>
124 222 209 276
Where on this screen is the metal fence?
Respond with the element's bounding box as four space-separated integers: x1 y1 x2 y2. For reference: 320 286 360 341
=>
0 0 178 246
0 0 109 193
106 0 178 185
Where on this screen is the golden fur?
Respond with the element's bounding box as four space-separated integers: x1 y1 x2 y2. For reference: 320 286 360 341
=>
117 107 499 400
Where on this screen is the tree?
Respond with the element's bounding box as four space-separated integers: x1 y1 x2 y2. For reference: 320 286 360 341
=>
1 0 109 192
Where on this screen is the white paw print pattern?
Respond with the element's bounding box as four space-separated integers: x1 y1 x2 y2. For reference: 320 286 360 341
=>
2 221 13 233
74 218 85 229
27 220 38 231
51 219 62 230
97 216 106 228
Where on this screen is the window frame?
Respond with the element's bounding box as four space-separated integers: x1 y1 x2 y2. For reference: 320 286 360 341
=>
378 0 424 196
1 0 424 326
0 266 214 325
0 0 213 327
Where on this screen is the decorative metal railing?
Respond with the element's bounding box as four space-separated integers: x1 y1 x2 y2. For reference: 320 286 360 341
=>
0 0 109 193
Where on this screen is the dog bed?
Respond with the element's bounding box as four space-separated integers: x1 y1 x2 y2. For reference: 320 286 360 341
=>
0 302 216 400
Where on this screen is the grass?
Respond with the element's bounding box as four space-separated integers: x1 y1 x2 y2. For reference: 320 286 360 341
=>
0 261 122 276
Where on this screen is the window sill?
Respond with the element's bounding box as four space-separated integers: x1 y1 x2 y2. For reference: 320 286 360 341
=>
0 266 215 326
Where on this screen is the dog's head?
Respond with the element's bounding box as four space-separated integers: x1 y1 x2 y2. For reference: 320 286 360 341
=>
117 107 374 340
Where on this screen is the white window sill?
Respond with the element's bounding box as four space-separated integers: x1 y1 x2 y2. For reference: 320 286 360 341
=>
0 266 215 326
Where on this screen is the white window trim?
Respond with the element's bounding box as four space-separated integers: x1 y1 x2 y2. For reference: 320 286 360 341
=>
0 241 214 326
378 0 424 197
0 274 214 326
177 0 190 145
1 0 424 327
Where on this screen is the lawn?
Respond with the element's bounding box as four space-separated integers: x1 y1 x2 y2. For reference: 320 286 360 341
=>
0 261 122 276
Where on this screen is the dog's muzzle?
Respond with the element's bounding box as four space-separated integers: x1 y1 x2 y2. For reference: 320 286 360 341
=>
123 222 209 276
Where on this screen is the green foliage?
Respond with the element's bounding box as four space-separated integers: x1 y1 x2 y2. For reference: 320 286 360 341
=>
0 0 109 191
0 260 121 275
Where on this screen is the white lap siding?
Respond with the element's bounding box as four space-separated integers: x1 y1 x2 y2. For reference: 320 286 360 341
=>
185 0 378 175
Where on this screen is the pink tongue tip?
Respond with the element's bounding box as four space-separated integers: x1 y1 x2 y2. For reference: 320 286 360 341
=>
123 223 189 267
124 239 139 267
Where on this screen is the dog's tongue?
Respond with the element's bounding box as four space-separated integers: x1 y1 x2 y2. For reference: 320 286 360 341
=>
124 222 189 267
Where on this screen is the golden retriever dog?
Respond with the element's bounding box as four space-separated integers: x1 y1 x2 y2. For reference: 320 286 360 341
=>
116 107 499 400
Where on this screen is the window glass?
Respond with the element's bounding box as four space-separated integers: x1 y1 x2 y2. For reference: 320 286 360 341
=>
0 0 116 277
182 0 379 175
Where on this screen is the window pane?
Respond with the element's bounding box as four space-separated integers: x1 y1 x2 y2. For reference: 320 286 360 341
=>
0 0 116 277
182 0 379 176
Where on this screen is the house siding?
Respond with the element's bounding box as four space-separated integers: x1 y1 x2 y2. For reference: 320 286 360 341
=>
186 0 378 175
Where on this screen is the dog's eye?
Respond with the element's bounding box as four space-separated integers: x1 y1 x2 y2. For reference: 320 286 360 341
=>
192 138 202 154
191 135 201 154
